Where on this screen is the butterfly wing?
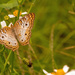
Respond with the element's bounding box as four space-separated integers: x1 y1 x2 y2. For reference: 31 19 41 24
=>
12 13 35 45
0 27 19 51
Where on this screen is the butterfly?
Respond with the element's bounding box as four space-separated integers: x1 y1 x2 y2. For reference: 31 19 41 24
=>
0 13 35 51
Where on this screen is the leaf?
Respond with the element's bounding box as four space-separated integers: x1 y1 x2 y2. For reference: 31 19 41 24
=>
68 0 72 4
0 8 2 13
0 0 9 4
0 0 18 9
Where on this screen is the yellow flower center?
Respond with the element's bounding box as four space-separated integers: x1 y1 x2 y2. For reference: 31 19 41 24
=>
13 10 21 17
50 69 65 75
56 69 65 75
51 72 56 75
4 15 9 20
18 0 22 3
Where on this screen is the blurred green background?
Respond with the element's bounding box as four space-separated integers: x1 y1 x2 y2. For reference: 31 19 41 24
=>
0 0 75 75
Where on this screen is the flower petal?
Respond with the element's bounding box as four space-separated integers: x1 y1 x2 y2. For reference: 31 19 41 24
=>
43 69 52 75
65 70 75 75
8 22 13 27
43 69 48 74
54 69 57 72
63 65 69 73
21 12 27 15
19 16 22 19
1 20 7 28
8 14 15 18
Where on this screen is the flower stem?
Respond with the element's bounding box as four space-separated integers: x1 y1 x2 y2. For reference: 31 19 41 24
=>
49 24 55 70
28 0 36 14
11 51 14 73
1 50 12 75
28 44 43 70
49 21 60 70
18 5 21 20
17 0 24 19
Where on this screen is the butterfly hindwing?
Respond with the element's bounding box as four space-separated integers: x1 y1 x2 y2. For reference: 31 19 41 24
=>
12 13 35 45
0 27 19 51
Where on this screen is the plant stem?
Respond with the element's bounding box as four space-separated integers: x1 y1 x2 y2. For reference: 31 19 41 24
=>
17 0 23 19
28 44 43 70
49 24 55 70
16 50 25 75
49 21 60 70
1 50 12 75
55 30 75 50
18 5 21 20
28 0 36 14
11 51 14 73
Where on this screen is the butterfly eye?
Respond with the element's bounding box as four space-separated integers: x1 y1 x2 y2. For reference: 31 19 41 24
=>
2 36 4 38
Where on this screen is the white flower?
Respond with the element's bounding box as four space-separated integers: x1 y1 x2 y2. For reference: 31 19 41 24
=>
21 12 27 15
54 69 57 72
43 69 53 75
8 14 15 18
63 65 75 75
0 20 6 28
8 22 13 27
0 20 13 28
8 11 27 19
54 65 69 73
19 16 22 19
63 65 69 73
65 70 75 75
43 65 75 75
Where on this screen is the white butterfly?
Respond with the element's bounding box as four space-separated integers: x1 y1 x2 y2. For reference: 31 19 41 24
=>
0 13 35 51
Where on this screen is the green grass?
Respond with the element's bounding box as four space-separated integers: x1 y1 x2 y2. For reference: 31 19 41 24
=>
0 0 75 75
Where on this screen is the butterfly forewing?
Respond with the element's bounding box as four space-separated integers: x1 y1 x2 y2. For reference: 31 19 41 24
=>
0 27 19 51
13 13 35 45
